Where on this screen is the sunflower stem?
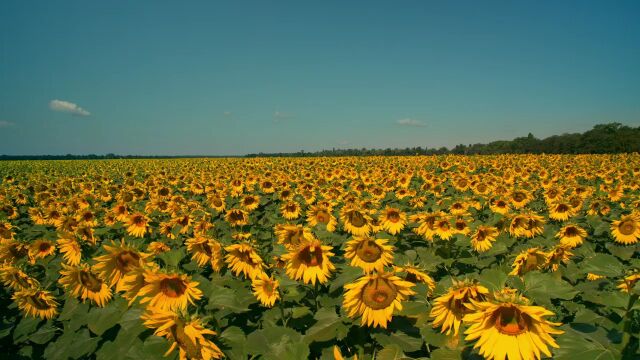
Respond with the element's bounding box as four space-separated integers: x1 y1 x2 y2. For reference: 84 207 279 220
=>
621 293 638 355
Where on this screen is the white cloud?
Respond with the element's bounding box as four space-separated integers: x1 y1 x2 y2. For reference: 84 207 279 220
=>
49 99 91 116
0 120 15 128
396 118 426 127
273 111 295 122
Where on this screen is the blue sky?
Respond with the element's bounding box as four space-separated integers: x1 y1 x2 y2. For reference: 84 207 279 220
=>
1 0 639 155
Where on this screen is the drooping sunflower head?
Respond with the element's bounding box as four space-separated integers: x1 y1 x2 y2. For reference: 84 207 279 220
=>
186 236 223 271
274 223 314 250
224 242 265 279
12 288 58 319
283 238 335 285
59 263 113 307
463 288 563 360
344 236 394 273
543 245 574 272
509 247 548 277
141 307 224 360
251 272 280 307
343 272 415 328
394 264 436 292
138 271 203 311
617 272 640 293
0 264 40 290
429 278 489 336
56 237 83 265
28 239 56 263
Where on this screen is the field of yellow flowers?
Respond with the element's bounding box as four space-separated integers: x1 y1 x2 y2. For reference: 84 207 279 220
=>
0 155 639 359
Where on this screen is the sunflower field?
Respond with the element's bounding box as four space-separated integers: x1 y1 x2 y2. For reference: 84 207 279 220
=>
0 155 639 360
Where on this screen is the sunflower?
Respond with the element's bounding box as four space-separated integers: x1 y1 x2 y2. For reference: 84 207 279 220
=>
509 248 548 277
509 213 545 239
56 237 82 265
610 215 640 245
555 224 587 248
251 272 280 307
224 242 265 279
59 263 113 307
208 194 226 212
0 264 39 290
12 288 58 319
147 241 171 254
0 239 28 263
344 236 394 273
394 264 436 293
280 201 302 220
93 240 150 289
379 207 407 235
411 212 441 241
186 235 224 271
306 204 337 232
138 271 203 311
586 273 606 281
463 288 563 360
340 206 372 236
434 218 454 240
141 307 224 360
119 263 159 305
470 226 499 253
617 273 640 293
159 221 177 240
343 272 415 328
548 201 575 221
225 208 249 227
430 279 489 336
0 221 15 240
126 212 150 238
510 190 532 209
543 245 573 272
283 238 335 285
489 198 511 215
241 194 260 212
274 223 314 250
28 239 56 263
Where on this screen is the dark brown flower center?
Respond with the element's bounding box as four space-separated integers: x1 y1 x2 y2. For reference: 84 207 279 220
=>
160 277 187 298
361 279 397 310
79 270 104 292
348 211 366 228
355 240 383 263
298 245 323 267
619 221 635 235
29 292 53 310
494 306 529 335
115 250 141 272
387 211 400 223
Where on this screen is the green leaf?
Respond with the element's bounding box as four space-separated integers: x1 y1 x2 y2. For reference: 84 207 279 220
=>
303 308 348 343
429 348 464 360
374 331 423 352
219 326 248 360
28 322 58 344
579 253 624 277
375 344 406 360
207 285 255 314
329 266 362 293
246 326 309 360
477 267 508 291
518 272 579 306
44 328 99 360
87 298 128 335
156 248 186 268
291 306 312 319
554 326 620 360
13 316 42 343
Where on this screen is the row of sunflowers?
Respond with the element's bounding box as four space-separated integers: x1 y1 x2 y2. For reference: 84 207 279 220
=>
0 155 638 359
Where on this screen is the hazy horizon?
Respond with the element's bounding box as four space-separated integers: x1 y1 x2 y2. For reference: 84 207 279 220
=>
1 1 639 156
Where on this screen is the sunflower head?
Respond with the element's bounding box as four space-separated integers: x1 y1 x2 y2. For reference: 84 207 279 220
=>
251 273 280 307
12 288 59 319
283 239 335 285
343 272 415 328
138 271 203 311
429 278 489 336
344 236 394 273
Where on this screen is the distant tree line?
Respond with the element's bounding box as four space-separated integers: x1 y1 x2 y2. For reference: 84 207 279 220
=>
2 123 638 160
246 123 640 157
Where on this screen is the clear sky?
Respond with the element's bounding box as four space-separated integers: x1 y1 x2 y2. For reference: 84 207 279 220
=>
1 0 639 155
